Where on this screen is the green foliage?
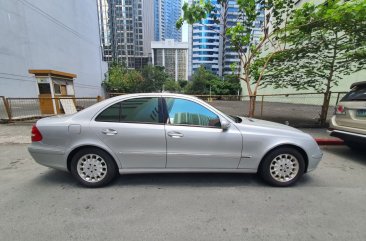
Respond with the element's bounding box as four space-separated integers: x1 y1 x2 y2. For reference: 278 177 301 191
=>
140 65 171 92
186 66 241 95
261 0 366 125
177 0 298 116
262 0 366 93
103 63 174 93
164 80 181 92
102 62 144 93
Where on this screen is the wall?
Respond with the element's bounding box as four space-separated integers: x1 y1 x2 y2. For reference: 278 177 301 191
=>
0 0 107 98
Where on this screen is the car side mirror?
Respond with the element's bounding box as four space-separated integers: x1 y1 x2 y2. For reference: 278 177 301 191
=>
221 119 231 130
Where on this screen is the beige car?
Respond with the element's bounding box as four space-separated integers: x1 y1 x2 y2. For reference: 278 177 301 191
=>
329 81 366 149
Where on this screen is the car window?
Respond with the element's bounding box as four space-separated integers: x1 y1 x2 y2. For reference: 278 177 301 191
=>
96 97 161 123
341 85 366 101
165 98 221 128
120 97 160 123
95 103 120 122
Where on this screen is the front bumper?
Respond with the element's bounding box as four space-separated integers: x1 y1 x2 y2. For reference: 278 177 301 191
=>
306 151 323 173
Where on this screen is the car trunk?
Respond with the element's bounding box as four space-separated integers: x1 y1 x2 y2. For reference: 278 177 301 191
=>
336 84 366 129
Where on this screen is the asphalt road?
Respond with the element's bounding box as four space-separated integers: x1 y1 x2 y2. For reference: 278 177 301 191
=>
0 144 365 241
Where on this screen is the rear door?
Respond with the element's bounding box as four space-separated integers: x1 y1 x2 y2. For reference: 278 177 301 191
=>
90 97 166 168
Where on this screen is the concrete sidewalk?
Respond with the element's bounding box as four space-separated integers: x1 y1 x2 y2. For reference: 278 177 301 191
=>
0 124 32 144
0 123 342 145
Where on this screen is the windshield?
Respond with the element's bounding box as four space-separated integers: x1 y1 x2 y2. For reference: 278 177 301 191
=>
341 85 366 101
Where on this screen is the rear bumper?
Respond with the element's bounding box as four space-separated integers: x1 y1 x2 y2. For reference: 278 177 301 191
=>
28 144 68 171
329 129 366 144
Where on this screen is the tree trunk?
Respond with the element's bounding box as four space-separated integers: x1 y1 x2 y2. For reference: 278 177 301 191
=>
248 95 256 117
320 92 331 126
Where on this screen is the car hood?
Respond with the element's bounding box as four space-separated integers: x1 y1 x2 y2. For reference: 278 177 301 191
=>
234 117 309 138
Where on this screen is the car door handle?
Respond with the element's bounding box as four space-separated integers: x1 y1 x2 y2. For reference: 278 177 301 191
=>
101 129 118 136
167 131 184 138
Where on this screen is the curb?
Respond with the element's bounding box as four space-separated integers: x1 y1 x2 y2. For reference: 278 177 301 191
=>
314 138 344 145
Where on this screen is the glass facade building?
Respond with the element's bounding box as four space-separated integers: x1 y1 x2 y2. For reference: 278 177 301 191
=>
189 0 264 77
154 0 182 41
97 0 154 69
190 0 222 76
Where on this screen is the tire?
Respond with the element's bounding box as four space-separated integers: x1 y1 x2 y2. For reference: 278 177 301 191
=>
70 148 118 187
259 147 305 187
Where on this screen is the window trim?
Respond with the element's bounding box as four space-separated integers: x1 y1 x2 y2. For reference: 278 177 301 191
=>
94 97 164 125
162 97 222 129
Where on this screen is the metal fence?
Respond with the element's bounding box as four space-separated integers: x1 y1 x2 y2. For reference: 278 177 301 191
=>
203 92 347 127
107 92 347 127
0 97 101 122
0 92 347 127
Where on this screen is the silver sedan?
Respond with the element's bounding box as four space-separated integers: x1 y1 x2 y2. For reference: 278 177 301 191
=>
28 93 323 187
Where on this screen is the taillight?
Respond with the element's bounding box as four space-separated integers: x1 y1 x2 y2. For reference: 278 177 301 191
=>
335 104 346 115
31 125 43 142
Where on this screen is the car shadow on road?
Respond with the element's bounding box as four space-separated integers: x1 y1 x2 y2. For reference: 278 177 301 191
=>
33 169 314 188
322 146 366 166
33 169 268 187
114 173 265 188
32 169 79 187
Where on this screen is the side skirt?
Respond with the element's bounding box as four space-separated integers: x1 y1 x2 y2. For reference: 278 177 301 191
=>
119 168 257 175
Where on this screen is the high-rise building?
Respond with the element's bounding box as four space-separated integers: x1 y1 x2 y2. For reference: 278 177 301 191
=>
151 39 189 81
189 0 263 77
98 0 182 68
189 0 222 76
154 0 182 41
98 0 154 69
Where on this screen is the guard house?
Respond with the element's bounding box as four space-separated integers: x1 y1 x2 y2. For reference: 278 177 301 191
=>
29 69 76 114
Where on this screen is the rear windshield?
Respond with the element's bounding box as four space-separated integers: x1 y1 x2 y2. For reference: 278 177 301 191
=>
341 85 366 101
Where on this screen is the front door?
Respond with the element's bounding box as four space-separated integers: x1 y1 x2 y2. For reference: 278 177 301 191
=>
91 97 166 168
164 97 242 169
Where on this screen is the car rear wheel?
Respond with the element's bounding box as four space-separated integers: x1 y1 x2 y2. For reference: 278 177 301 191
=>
70 148 118 187
260 147 305 187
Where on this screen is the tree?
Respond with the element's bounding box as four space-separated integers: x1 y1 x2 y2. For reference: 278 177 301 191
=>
103 64 173 93
102 62 144 93
164 80 182 92
140 65 171 92
262 0 366 125
185 66 241 95
177 0 297 116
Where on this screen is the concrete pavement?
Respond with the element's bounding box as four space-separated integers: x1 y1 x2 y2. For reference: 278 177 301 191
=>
0 144 365 241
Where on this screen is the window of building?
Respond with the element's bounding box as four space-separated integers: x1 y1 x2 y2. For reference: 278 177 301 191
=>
38 83 51 94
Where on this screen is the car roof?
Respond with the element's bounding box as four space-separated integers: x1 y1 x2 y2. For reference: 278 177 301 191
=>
111 92 200 99
350 81 366 89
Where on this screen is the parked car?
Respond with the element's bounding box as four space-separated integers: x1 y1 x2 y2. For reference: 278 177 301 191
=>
329 81 366 149
29 93 322 187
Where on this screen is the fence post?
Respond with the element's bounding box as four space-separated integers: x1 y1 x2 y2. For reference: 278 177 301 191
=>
97 96 102 102
260 95 264 117
3 97 12 122
335 92 341 106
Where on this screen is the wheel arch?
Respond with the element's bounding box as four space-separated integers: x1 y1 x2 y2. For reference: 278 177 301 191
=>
258 144 309 173
67 145 120 172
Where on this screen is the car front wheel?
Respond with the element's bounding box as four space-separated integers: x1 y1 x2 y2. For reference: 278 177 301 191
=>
70 148 118 187
259 147 305 187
